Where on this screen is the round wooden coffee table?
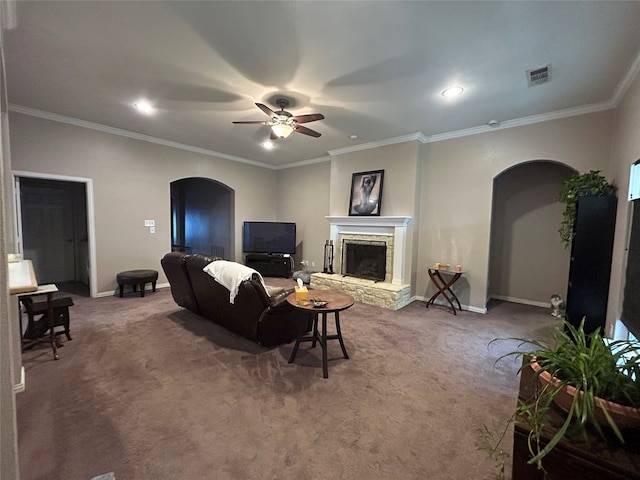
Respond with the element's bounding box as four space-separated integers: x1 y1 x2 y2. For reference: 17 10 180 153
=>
286 290 354 378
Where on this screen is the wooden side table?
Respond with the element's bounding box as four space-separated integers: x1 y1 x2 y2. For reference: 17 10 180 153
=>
18 284 60 360
8 259 61 360
286 290 354 378
426 268 465 315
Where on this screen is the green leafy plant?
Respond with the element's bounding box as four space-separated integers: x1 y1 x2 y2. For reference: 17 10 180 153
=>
475 422 511 480
487 319 640 471
557 170 614 248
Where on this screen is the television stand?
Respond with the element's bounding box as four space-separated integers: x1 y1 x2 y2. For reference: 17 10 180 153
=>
245 254 291 278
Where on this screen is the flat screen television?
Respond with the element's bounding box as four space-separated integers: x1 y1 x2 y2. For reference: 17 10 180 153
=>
243 221 296 255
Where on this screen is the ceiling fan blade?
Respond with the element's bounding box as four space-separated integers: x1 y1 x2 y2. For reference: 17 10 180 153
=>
270 130 278 140
255 103 278 118
232 121 269 124
291 113 325 124
294 125 322 138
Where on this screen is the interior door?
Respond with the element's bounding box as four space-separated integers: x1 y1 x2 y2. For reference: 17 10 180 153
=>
20 181 76 283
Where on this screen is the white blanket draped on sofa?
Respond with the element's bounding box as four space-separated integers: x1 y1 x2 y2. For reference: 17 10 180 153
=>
203 260 268 304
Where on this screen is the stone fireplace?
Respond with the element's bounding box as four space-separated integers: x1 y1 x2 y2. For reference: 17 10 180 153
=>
310 216 412 310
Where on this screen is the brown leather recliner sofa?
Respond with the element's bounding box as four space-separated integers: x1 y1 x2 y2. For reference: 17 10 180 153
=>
161 252 306 346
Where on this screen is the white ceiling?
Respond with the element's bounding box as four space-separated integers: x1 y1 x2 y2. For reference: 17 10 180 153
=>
4 1 640 168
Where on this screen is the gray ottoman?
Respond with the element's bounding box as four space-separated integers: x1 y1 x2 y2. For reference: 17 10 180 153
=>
116 269 158 298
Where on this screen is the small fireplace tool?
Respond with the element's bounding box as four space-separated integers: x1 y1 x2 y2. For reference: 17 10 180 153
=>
323 240 334 274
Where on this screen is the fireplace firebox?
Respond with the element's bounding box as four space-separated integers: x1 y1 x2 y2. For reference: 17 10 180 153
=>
342 241 386 282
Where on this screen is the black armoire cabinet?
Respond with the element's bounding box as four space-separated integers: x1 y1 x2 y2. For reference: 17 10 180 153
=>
565 195 617 334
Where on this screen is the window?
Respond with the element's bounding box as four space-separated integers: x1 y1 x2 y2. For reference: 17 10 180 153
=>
630 162 640 201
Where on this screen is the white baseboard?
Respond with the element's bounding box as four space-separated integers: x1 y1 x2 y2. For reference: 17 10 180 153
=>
14 366 25 393
414 295 486 314
466 305 487 314
96 282 169 298
490 295 551 309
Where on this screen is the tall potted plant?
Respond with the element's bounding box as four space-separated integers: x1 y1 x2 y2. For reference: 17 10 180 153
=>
556 170 614 249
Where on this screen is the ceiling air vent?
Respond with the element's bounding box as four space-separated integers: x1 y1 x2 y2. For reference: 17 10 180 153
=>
527 64 551 87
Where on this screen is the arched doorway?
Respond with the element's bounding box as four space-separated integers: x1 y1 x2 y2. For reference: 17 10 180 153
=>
170 177 234 259
488 160 575 308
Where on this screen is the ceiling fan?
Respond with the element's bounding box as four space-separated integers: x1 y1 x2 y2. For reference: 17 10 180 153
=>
233 98 324 139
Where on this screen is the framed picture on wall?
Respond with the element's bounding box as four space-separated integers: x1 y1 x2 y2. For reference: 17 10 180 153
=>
349 170 384 216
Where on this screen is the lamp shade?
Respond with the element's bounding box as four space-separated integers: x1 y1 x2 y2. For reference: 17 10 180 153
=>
271 123 294 139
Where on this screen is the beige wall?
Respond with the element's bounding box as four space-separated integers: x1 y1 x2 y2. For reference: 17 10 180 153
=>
329 141 421 293
275 160 331 271
0 129 19 480
329 141 420 217
9 113 280 295
417 111 616 311
1 43 20 479
609 69 640 336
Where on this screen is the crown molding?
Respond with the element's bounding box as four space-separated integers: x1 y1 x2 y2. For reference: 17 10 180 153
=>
8 104 278 170
327 132 428 157
324 98 616 155
611 49 640 107
275 155 331 170
425 100 615 143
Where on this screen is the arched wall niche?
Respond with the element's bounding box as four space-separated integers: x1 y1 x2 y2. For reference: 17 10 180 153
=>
170 177 235 259
488 159 576 307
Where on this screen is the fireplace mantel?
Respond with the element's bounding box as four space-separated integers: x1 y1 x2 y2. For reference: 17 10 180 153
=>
326 216 411 228
326 216 411 284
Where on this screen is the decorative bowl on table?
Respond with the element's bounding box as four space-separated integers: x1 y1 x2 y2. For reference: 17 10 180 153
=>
309 298 328 308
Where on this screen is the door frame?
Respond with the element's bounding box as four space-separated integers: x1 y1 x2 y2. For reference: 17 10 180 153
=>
12 170 97 298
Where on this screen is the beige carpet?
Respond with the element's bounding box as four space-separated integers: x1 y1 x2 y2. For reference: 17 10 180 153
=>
16 282 559 480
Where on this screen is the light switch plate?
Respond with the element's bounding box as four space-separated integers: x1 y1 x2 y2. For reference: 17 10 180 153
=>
144 219 155 227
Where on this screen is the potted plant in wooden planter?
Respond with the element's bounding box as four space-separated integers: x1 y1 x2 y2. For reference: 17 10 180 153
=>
487 319 640 473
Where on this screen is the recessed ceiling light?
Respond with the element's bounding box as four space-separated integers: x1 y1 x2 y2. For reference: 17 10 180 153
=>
262 141 275 150
442 86 464 97
133 100 154 114
349 135 358 139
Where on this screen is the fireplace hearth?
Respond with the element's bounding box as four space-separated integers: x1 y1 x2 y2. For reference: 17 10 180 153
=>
342 241 386 282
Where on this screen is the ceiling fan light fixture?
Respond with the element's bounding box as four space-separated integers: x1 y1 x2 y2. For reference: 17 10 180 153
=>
233 100 323 139
271 123 294 139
